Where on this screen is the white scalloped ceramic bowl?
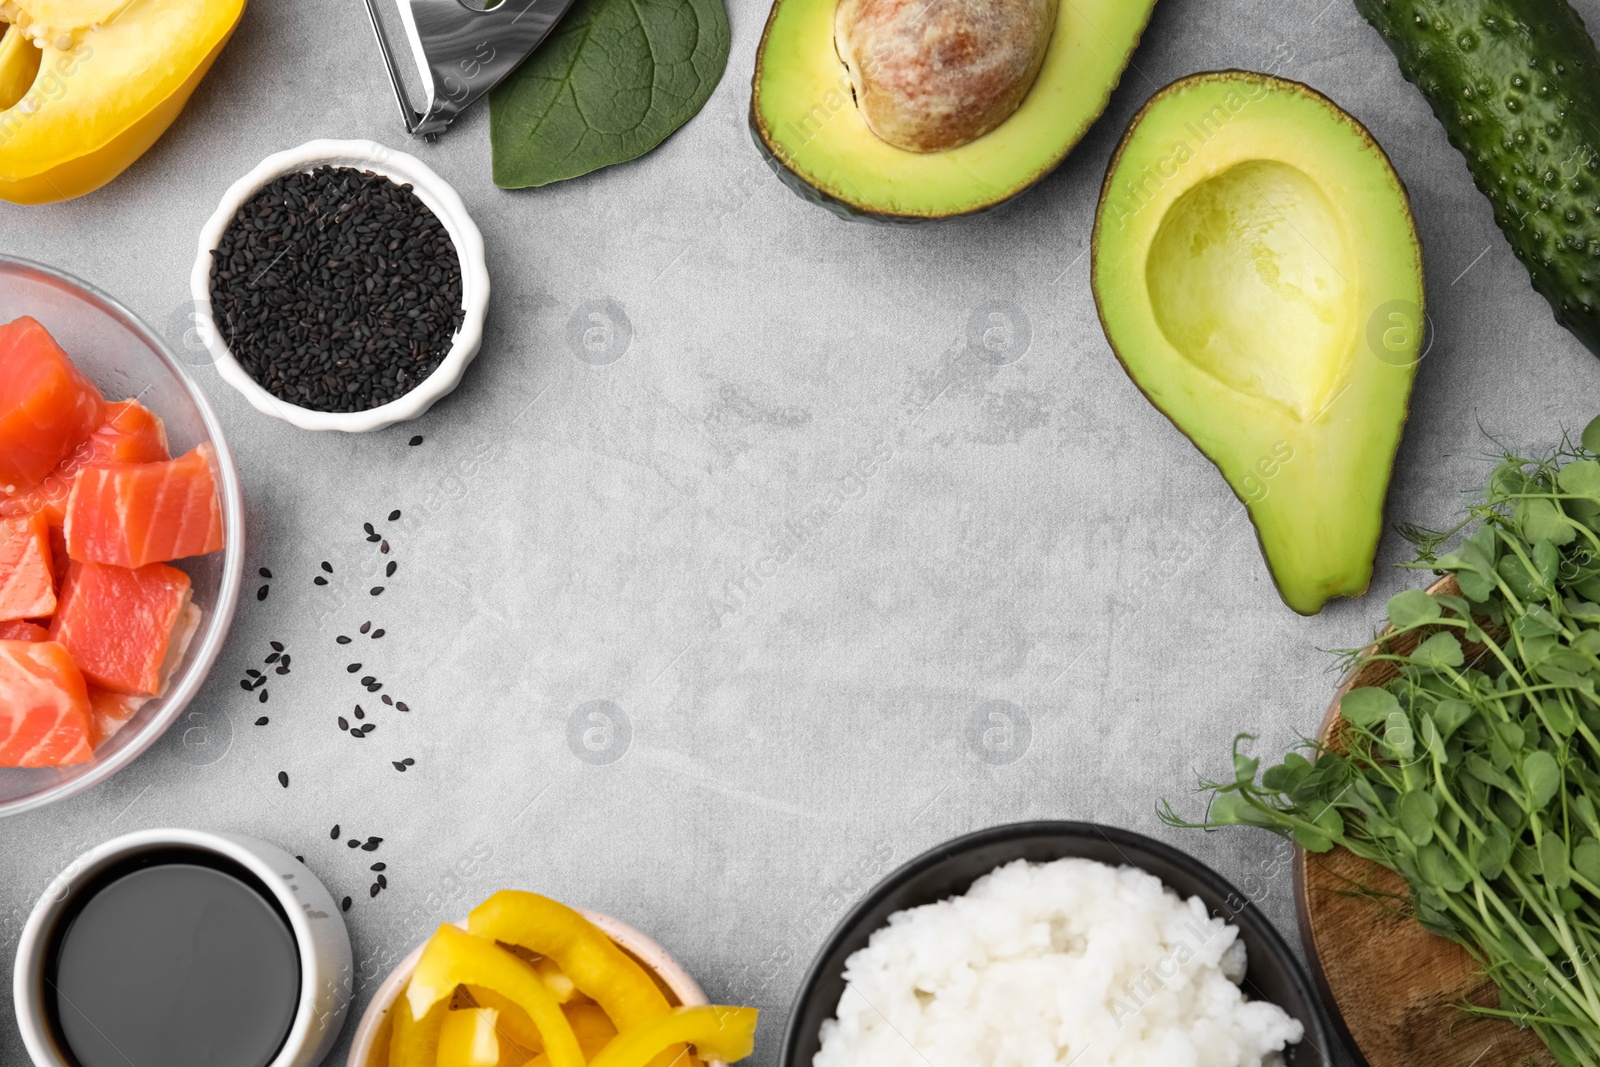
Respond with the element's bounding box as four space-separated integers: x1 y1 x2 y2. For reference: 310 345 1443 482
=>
190 139 489 433
347 909 724 1067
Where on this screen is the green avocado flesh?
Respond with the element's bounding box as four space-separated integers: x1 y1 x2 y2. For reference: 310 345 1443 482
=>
1092 72 1426 615
749 0 1156 220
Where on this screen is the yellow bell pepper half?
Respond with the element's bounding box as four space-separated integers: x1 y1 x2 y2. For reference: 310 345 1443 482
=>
438 1008 502 1067
467 892 673 1033
588 1007 758 1067
407 925 586 1067
0 0 244 203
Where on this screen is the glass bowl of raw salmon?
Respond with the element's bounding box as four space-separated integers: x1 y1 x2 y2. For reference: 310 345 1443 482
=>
0 255 244 818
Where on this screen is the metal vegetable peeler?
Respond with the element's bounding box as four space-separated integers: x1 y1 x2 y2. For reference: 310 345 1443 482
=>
362 0 579 140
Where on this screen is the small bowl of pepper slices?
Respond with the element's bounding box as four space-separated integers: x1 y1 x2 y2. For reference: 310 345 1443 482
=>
189 139 489 433
346 890 756 1067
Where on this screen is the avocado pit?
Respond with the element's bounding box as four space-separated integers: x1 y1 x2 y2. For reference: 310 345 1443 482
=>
835 0 1057 153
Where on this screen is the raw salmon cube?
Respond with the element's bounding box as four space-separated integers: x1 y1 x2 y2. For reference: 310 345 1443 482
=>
64 445 224 568
0 512 56 621
87 686 151 749
50 560 192 696
84 400 170 466
10 399 172 526
0 640 92 767
0 620 49 641
0 317 105 495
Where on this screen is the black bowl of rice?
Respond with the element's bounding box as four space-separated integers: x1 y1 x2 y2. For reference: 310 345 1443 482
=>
781 821 1333 1067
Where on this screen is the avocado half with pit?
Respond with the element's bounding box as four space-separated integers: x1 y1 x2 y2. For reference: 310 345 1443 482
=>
1092 71 1425 615
750 0 1158 221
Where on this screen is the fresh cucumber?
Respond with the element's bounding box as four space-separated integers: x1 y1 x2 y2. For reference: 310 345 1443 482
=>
1353 0 1600 355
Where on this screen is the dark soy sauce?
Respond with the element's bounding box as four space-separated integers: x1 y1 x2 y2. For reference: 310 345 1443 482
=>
44 848 300 1067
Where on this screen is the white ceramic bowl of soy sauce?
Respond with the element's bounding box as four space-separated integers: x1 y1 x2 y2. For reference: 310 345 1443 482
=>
13 828 353 1067
189 138 490 434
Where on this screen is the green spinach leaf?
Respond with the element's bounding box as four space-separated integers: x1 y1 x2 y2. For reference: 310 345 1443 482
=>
488 0 731 188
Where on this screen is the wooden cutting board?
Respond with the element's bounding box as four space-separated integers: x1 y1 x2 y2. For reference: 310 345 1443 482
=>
1293 578 1555 1067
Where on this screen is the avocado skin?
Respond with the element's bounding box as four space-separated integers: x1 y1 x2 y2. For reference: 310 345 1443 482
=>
1354 0 1600 355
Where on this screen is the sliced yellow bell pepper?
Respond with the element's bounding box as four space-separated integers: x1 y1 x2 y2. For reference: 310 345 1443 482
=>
407 925 585 1067
464 986 544 1054
0 0 244 203
467 892 673 1032
388 996 446 1067
438 1008 502 1067
589 1007 758 1067
566 1002 619 1059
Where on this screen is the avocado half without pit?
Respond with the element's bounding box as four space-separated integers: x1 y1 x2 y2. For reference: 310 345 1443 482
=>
750 0 1158 220
1092 71 1425 615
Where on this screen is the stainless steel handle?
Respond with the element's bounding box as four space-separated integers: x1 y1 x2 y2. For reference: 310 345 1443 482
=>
363 0 578 139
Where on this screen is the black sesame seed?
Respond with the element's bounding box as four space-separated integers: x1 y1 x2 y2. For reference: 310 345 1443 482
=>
255 716 268 726
265 652 279 664
361 723 376 734
348 839 359 848
257 585 269 601
386 562 397 578
362 837 383 851
388 510 401 521
364 522 375 535
275 665 289 676
270 641 284 652
209 166 464 414
277 771 288 787
246 669 262 678
380 540 390 554
377 875 388 888
368 683 382 692
396 701 410 713
259 567 273 579
314 576 328 586
360 621 372 634
337 635 352 644
239 679 253 692
371 587 384 596
348 663 362 673
372 629 385 639
355 706 366 719
321 561 333 573
392 761 407 771
402 758 415 766
341 897 351 912
371 862 386 871
338 717 349 730
330 824 340 839
260 690 269 703
409 435 423 446
361 676 375 685
381 695 393 706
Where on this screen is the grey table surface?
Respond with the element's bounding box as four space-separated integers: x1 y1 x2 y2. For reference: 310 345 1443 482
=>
6 0 1600 1063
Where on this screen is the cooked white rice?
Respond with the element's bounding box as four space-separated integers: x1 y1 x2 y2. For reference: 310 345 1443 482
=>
814 858 1303 1067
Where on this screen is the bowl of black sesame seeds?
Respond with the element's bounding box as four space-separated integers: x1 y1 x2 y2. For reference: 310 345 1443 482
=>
190 139 489 432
